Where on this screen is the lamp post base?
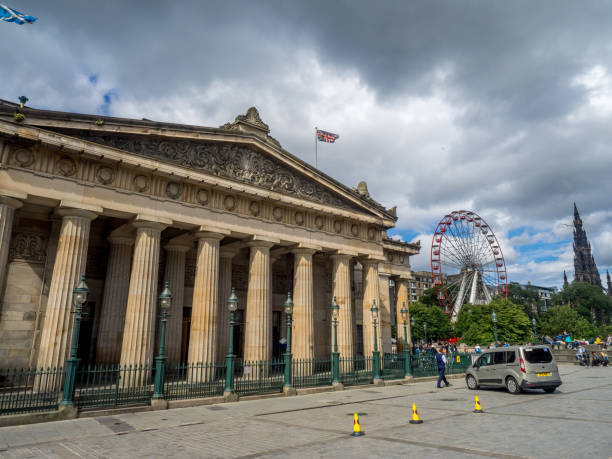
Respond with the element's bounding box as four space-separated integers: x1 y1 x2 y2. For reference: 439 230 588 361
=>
223 390 239 402
283 385 297 396
373 378 384 387
332 381 344 391
151 398 169 411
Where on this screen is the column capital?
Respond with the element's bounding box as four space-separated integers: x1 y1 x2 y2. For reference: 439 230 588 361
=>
108 236 135 246
330 251 356 262
292 247 318 256
165 234 195 252
194 231 229 241
359 256 384 267
220 247 238 259
0 195 24 209
57 207 99 221
246 239 277 249
132 219 167 232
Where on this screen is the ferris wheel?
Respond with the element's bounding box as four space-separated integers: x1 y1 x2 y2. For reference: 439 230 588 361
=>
430 210 508 323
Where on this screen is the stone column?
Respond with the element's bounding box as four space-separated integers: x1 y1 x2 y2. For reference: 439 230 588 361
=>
36 208 98 371
395 278 411 350
244 240 275 362
96 235 134 364
188 231 226 367
379 273 392 354
119 220 166 368
331 253 354 359
361 259 381 357
163 236 193 365
0 195 23 298
292 248 317 361
216 248 237 363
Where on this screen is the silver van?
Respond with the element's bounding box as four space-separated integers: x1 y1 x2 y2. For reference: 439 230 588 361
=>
465 345 562 394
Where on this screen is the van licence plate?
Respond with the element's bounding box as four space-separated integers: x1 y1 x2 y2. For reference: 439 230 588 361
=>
537 372 551 377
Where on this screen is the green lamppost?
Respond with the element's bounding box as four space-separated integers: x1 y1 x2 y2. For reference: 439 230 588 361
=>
423 322 428 345
331 296 342 388
400 303 412 378
371 300 382 384
224 287 239 400
411 316 415 352
532 317 538 345
61 275 88 407
283 292 296 395
153 282 172 400
492 310 498 347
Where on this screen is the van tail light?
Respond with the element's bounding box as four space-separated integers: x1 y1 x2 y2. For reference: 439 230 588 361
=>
519 357 526 373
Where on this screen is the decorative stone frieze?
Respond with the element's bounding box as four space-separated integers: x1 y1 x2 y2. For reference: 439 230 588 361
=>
55 156 77 177
8 230 47 263
11 148 35 167
95 165 116 185
165 181 182 200
133 174 150 192
196 188 209 205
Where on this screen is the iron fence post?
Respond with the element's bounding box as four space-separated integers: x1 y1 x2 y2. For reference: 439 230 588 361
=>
61 303 85 406
403 319 412 378
153 309 168 399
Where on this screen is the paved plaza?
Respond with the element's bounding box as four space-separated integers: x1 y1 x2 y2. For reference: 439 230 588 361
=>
0 364 610 458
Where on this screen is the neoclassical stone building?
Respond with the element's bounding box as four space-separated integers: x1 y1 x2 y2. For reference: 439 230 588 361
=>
0 100 419 371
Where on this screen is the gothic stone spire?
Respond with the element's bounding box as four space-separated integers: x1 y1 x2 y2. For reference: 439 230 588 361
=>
607 270 612 296
572 203 602 288
563 270 569 289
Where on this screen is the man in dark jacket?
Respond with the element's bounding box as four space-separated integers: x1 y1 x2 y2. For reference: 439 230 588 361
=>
434 348 450 388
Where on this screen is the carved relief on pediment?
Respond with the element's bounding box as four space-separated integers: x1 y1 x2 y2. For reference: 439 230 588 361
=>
50 129 356 210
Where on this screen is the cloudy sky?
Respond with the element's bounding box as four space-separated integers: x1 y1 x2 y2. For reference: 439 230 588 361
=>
2 1 612 288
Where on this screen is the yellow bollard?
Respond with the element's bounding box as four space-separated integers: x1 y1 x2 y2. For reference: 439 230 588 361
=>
409 403 423 424
473 395 484 413
456 355 461 363
352 412 364 437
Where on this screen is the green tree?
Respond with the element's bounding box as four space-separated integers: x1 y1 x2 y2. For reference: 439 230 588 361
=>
419 287 439 306
409 302 452 342
552 282 612 324
455 298 532 345
538 305 595 339
507 282 541 317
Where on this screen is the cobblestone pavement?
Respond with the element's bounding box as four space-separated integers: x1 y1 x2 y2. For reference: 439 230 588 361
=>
0 365 610 458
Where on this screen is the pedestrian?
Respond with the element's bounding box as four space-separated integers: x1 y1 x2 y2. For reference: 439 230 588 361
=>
433 347 450 388
475 344 482 353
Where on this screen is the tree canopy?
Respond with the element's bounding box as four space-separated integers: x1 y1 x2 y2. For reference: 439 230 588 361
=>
454 298 533 345
409 302 453 341
538 304 595 338
551 281 612 324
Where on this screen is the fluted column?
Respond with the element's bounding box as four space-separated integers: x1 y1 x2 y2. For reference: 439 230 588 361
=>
331 253 354 359
164 237 193 365
379 273 392 354
36 208 98 371
244 241 275 362
0 196 23 298
395 278 411 350
361 259 381 357
292 248 316 361
216 248 237 363
96 236 134 364
119 221 166 368
188 231 225 366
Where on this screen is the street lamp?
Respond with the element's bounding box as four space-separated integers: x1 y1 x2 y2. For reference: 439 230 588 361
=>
153 282 172 399
491 310 498 347
283 292 295 394
61 275 89 406
532 317 538 345
331 297 341 387
224 287 239 399
371 300 382 383
400 303 411 378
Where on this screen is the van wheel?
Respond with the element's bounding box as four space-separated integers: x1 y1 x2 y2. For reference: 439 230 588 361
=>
543 387 556 393
466 375 478 390
506 376 521 394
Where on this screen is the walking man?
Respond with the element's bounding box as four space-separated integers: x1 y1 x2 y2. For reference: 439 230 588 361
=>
434 347 450 388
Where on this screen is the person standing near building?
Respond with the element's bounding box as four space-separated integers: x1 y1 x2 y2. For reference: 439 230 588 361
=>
433 347 450 388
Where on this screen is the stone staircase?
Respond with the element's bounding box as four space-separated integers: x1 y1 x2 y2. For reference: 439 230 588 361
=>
552 345 601 364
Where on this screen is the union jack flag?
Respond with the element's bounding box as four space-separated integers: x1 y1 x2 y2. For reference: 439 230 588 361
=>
317 129 339 143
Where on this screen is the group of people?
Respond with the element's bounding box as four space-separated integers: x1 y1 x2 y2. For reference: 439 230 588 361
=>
575 345 609 367
543 332 612 350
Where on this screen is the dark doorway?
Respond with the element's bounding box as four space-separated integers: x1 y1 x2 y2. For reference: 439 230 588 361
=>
272 311 282 358
77 301 96 366
233 309 245 359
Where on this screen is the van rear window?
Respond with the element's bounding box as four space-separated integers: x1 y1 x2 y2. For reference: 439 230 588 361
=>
523 347 553 363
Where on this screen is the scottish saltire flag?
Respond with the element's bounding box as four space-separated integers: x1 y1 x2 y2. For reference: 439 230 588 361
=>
1 4 37 25
317 129 339 143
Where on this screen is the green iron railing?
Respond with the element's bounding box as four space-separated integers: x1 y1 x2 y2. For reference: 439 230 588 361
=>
165 363 226 400
292 358 332 388
0 367 63 415
382 353 406 380
339 356 374 386
234 359 285 396
74 364 153 410
410 352 473 378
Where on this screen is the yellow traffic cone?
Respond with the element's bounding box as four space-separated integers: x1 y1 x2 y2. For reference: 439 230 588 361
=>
352 412 364 437
473 396 484 413
409 403 423 424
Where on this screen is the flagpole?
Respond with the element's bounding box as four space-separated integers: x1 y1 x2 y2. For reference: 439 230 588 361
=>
314 126 318 169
